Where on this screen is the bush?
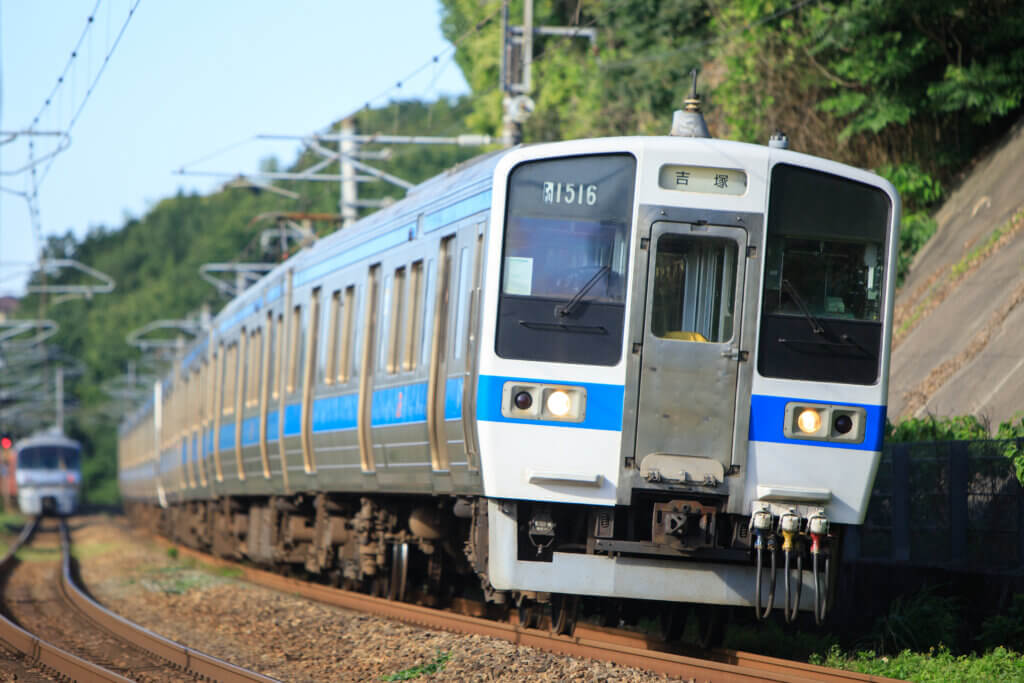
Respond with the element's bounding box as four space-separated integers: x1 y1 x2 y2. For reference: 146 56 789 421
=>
865 588 960 655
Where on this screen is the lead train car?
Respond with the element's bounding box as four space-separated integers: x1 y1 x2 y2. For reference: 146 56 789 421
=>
120 133 899 625
16 432 82 516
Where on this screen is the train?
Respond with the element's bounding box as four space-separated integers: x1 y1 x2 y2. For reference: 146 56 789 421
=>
119 99 900 639
15 430 82 516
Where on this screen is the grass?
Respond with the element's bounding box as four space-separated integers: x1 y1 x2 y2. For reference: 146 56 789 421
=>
722 585 1024 681
811 645 1024 681
13 546 60 562
381 651 453 681
0 511 26 530
71 541 125 561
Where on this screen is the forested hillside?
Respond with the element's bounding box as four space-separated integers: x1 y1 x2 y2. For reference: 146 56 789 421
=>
12 0 1024 502
443 0 1023 278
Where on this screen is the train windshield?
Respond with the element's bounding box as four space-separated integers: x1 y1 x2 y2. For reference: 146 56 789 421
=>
758 164 892 385
496 154 636 366
18 446 81 471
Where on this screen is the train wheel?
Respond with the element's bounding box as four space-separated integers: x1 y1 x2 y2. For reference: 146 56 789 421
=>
551 594 579 636
692 605 726 649
660 603 688 643
388 543 409 602
517 597 541 629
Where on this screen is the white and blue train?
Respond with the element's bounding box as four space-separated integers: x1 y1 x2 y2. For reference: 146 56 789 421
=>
16 431 82 516
119 102 899 636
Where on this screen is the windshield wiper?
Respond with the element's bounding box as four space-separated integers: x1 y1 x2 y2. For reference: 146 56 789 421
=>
838 332 873 357
520 320 608 335
781 279 824 335
557 265 610 318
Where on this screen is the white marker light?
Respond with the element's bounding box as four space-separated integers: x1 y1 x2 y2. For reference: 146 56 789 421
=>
797 409 822 434
546 390 572 417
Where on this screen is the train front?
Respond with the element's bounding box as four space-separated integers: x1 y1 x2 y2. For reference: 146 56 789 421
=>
474 135 899 618
15 434 82 516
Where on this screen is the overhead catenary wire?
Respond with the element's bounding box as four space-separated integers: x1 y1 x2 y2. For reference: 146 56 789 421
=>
27 1 102 130
38 0 143 185
179 3 504 174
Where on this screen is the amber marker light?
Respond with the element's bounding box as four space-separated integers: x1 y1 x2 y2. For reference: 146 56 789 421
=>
797 408 822 434
546 390 572 417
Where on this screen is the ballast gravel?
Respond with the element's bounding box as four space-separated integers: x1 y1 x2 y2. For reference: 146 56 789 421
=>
72 514 677 682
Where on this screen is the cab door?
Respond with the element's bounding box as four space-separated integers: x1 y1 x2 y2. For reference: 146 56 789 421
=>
634 221 747 479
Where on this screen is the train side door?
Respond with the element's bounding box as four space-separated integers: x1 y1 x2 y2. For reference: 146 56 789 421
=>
634 221 747 480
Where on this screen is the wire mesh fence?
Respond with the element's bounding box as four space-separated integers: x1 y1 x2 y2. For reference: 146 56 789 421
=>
844 439 1024 572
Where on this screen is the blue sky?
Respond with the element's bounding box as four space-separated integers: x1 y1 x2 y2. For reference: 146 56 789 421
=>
0 1 470 296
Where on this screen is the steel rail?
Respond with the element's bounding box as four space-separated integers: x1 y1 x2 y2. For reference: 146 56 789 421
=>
168 540 898 683
0 516 133 682
58 519 280 683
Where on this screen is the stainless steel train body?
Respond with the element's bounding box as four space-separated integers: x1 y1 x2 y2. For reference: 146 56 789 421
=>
119 135 900 615
16 432 82 516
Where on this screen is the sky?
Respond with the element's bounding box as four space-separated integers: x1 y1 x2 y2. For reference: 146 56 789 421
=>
0 1 470 297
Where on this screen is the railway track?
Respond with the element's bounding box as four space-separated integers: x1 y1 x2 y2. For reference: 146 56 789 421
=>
0 516 278 682
166 539 899 683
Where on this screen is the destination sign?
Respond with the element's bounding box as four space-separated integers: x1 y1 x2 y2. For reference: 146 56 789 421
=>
658 164 747 196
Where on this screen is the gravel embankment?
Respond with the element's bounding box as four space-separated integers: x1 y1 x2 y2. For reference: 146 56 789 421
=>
72 515 677 682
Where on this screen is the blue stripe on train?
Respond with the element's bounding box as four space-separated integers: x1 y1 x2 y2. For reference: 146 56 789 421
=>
259 376 467 443
242 417 260 448
475 374 624 431
748 394 885 451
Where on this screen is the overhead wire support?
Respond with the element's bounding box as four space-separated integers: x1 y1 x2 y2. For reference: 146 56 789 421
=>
26 258 116 296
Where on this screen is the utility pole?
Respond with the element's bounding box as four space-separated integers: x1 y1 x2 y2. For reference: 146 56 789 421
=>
500 0 598 147
55 365 63 434
339 118 359 228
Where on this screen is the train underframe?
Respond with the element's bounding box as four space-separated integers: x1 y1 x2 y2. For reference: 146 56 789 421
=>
126 489 839 643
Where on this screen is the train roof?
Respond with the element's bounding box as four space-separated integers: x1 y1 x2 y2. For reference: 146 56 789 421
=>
16 430 81 452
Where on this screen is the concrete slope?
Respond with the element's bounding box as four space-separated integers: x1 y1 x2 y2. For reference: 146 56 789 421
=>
888 118 1024 424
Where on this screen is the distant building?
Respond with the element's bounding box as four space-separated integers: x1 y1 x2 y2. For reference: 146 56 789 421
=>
0 297 18 319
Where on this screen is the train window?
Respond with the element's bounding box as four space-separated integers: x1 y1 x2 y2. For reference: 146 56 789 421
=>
339 286 355 383
249 328 262 407
288 305 302 394
454 246 470 359
325 291 341 384
404 261 424 371
224 342 237 415
388 267 406 374
651 235 737 343
758 163 891 385
272 314 282 399
496 153 637 366
421 259 435 368
196 364 208 487
351 285 363 381
181 377 192 488
237 332 248 415
379 274 393 372
17 447 80 470
361 269 381 379
307 290 321 391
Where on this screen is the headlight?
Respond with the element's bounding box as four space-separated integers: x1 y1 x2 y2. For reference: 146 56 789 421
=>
797 409 822 434
546 390 572 417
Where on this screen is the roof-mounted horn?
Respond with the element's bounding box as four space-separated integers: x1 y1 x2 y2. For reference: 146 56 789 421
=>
670 70 711 138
